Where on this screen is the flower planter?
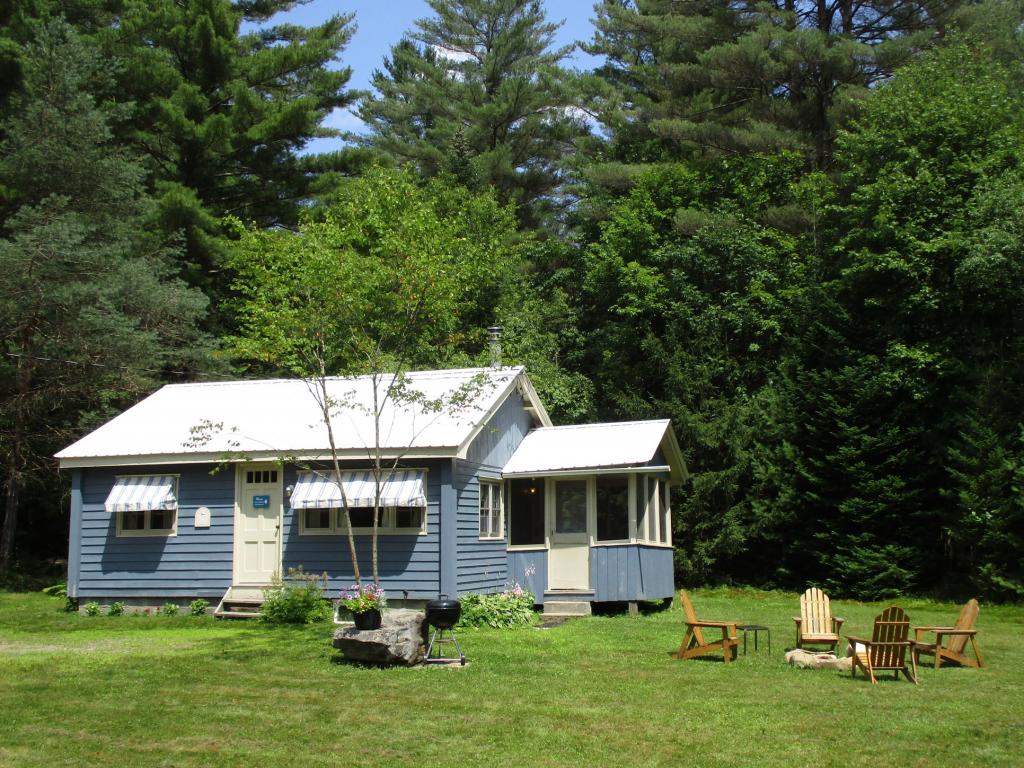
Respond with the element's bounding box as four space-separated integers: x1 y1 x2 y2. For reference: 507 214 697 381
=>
352 608 382 630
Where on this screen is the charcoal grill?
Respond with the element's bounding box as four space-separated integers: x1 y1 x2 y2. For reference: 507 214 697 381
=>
424 594 465 665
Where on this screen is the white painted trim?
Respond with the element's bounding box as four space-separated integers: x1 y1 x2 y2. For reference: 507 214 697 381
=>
59 446 461 470
454 370 551 460
506 545 546 552
115 508 178 538
299 505 428 536
502 465 672 479
477 478 504 541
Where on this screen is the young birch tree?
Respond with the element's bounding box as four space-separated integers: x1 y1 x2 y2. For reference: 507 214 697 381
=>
227 166 519 585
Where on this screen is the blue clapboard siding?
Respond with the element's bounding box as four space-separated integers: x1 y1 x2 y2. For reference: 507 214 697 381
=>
591 545 674 602
465 389 534 469
78 464 234 598
505 546 674 604
507 549 547 601
281 461 443 599
454 461 508 594
456 390 533 595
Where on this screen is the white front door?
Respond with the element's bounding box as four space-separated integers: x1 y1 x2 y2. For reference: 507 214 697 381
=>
548 478 591 590
234 464 282 585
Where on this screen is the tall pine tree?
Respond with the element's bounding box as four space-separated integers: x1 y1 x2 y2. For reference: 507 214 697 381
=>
356 0 587 229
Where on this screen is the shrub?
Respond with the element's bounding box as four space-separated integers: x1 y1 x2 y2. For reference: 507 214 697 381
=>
83 602 101 617
189 598 210 617
159 603 179 616
457 584 535 629
108 602 125 617
41 583 67 598
260 568 331 624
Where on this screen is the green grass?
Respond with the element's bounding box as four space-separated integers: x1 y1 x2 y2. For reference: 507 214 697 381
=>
1 589 1021 767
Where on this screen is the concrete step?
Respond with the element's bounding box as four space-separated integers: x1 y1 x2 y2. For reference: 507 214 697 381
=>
542 600 592 617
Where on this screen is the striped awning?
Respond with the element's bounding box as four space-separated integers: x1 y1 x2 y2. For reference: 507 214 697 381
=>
290 470 426 509
104 475 178 513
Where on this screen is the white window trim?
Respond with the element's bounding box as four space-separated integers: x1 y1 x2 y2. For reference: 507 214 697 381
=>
115 508 178 538
298 505 428 536
478 479 504 541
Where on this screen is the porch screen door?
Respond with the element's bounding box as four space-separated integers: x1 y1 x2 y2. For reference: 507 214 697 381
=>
548 479 590 590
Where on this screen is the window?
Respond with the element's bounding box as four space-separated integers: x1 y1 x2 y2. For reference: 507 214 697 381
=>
509 478 544 546
299 506 424 535
479 480 503 539
660 483 671 544
246 470 278 484
596 476 629 542
648 477 661 542
117 507 177 537
554 480 587 534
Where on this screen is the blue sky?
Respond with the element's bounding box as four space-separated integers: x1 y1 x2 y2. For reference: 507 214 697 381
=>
261 1 600 152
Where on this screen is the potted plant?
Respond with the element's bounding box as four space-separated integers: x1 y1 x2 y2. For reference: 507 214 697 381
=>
339 583 387 630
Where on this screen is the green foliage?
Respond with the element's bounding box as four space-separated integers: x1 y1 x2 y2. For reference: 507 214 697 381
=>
357 0 586 228
584 0 955 171
457 588 536 629
83 602 100 617
159 603 179 617
40 583 66 598
229 166 521 376
107 602 125 617
0 20 210 576
260 570 331 625
86 0 360 316
189 599 210 617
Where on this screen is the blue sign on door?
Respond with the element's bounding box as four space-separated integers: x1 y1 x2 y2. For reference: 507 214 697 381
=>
252 494 270 509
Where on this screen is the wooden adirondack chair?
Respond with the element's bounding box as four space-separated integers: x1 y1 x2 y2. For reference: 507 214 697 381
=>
793 587 845 652
847 606 918 684
675 590 740 664
912 598 984 669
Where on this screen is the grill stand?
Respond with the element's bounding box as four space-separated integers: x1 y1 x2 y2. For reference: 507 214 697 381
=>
424 626 466 665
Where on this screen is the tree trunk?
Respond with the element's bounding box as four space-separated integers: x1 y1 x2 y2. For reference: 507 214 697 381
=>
0 461 20 579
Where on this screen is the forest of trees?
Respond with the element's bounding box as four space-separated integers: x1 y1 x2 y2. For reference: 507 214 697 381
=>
1 0 1021 601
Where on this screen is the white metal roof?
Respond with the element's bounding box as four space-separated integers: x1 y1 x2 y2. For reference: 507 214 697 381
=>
501 419 687 482
57 367 546 468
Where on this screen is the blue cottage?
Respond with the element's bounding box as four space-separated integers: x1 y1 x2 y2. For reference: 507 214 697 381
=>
56 367 686 615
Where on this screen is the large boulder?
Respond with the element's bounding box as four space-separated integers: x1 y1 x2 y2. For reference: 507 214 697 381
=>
785 649 853 671
333 609 427 666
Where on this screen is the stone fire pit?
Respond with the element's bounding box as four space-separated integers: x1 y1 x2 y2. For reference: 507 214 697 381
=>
785 648 852 671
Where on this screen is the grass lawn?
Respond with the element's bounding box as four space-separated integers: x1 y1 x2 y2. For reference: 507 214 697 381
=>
0 589 1021 767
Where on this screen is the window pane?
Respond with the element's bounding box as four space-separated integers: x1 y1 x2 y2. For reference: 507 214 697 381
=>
555 480 587 534
123 510 145 530
509 479 544 545
345 507 383 528
596 476 629 541
149 509 174 531
395 506 422 529
305 508 331 530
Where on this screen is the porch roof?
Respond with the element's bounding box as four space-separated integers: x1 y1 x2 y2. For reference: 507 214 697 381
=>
501 419 687 483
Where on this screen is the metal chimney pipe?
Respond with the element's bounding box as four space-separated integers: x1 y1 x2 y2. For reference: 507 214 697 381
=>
487 326 503 369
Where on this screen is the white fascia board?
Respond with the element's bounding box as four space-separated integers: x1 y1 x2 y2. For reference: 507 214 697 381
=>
502 465 672 479
660 425 689 483
57 446 460 470
454 370 550 460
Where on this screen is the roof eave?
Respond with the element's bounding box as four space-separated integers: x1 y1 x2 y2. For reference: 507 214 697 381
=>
57 446 461 470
